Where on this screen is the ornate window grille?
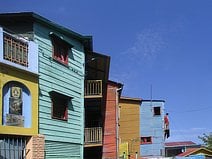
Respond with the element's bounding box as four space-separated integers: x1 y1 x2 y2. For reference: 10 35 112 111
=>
3 32 28 67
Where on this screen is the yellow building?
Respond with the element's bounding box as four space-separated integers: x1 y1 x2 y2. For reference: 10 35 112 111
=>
119 96 142 159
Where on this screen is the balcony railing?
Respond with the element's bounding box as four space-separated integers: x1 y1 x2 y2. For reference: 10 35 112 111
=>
0 27 38 74
84 80 102 98
84 127 102 147
3 32 29 67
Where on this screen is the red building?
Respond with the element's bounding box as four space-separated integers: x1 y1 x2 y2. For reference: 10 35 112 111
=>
102 80 123 159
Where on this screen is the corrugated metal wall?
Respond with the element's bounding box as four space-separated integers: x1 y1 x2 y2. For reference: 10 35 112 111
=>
34 23 85 158
45 141 82 159
102 83 118 159
140 100 165 157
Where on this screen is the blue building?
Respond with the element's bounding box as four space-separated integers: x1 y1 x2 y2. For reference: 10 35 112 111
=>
140 100 166 158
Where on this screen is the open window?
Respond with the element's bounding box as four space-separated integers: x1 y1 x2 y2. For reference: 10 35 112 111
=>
153 106 161 116
50 32 73 65
49 91 72 121
140 136 152 144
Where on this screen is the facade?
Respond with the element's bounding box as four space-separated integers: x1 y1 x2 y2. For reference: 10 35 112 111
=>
119 96 142 159
0 12 91 159
102 80 123 159
0 23 41 158
140 100 166 158
84 51 110 159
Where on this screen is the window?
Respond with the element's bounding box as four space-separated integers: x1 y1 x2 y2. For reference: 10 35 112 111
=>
52 38 69 64
140 137 152 144
153 106 161 116
50 91 71 121
50 33 73 65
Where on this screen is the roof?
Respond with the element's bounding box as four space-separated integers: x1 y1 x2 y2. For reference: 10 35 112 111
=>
165 141 197 147
177 147 212 157
142 99 165 103
120 96 142 103
0 12 93 50
108 80 124 88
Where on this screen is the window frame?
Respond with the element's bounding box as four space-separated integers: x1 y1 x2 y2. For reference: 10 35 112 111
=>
140 136 152 144
52 37 69 65
50 33 73 66
153 106 161 116
49 91 72 121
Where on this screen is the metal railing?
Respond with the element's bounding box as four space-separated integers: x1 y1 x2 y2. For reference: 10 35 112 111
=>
84 80 102 98
3 32 29 67
0 136 28 159
84 127 102 145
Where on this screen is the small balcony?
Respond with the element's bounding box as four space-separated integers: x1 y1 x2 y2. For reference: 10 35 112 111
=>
84 80 102 98
3 32 29 67
0 27 38 74
84 127 102 147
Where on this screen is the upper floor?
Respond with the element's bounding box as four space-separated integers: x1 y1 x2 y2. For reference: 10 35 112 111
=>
0 27 38 75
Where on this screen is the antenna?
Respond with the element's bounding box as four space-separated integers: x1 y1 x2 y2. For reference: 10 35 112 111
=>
150 84 153 106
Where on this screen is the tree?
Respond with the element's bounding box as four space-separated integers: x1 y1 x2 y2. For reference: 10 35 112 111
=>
198 133 212 150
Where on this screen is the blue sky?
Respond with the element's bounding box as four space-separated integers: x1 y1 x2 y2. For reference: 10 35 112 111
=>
1 0 211 144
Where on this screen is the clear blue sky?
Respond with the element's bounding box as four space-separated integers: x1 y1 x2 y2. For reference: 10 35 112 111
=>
1 0 211 144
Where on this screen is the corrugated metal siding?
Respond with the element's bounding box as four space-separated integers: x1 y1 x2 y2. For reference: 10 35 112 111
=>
102 85 117 159
119 98 141 158
140 101 165 157
33 23 84 158
45 141 81 159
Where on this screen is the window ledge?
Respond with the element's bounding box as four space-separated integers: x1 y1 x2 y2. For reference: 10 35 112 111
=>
52 57 69 68
52 116 68 122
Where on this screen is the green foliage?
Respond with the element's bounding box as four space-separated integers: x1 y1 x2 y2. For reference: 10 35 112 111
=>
198 133 212 150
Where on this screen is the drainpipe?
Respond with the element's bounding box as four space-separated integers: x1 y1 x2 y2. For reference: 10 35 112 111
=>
115 87 123 159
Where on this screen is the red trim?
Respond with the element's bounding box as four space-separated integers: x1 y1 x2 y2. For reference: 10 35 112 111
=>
52 38 69 65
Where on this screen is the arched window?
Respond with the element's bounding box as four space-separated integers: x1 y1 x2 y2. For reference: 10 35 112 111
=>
2 81 31 128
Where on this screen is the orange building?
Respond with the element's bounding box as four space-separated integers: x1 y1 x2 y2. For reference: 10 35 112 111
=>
119 96 142 159
102 80 123 159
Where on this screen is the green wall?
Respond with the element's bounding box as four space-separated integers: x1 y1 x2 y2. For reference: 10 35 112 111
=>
34 23 85 159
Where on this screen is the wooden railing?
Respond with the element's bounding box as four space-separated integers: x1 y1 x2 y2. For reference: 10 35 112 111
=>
84 127 102 146
3 32 29 67
84 80 102 98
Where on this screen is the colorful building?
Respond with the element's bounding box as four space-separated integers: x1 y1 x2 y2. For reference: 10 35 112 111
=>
0 23 40 158
0 12 92 159
140 100 166 158
165 141 201 157
119 96 142 159
177 147 212 159
84 51 110 159
102 80 123 159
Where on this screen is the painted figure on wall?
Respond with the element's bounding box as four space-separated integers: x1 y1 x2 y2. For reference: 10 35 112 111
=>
164 113 170 139
9 87 23 115
6 86 24 127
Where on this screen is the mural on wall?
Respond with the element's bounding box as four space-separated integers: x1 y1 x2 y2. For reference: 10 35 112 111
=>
2 81 31 128
6 86 24 127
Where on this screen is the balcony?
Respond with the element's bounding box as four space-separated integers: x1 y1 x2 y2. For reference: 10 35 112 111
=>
84 80 102 98
84 127 102 147
3 32 29 67
0 27 38 74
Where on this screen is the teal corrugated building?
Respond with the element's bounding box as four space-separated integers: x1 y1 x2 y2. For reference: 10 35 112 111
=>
0 12 92 159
